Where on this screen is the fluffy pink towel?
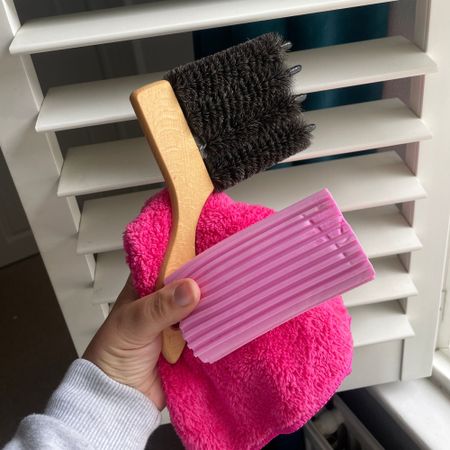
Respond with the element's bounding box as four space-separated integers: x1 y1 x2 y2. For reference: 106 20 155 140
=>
124 189 353 450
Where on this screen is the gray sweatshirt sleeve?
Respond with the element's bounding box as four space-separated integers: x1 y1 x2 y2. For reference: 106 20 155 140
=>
4 359 162 450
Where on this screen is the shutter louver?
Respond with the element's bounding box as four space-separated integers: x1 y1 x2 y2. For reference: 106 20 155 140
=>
10 0 398 54
35 36 436 133
58 98 431 197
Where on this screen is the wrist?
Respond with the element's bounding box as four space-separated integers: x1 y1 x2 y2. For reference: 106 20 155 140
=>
46 359 161 449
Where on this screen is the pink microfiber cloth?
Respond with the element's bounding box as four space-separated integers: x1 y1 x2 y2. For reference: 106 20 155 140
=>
124 189 353 450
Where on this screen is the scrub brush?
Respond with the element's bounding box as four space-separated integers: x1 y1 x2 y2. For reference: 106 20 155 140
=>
130 33 312 363
166 189 375 363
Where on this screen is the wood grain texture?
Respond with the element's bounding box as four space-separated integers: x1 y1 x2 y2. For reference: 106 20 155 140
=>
130 80 214 363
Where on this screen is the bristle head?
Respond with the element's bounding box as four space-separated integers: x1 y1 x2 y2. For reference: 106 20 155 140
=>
164 33 312 191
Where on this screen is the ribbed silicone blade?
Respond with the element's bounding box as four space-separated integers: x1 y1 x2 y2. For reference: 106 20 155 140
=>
165 189 375 363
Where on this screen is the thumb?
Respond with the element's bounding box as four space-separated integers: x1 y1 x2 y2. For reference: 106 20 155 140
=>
125 278 200 341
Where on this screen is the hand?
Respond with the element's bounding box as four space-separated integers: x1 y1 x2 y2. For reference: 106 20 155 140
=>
83 277 200 410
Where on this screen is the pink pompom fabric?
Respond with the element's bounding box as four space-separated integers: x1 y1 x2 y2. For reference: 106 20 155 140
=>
124 189 353 450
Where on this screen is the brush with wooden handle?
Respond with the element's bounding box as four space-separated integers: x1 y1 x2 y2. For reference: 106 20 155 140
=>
130 33 313 364
130 80 214 362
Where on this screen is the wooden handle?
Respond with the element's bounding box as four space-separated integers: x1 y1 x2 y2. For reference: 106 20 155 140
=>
130 80 214 363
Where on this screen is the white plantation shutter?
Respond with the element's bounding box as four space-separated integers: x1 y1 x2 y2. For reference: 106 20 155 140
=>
1 0 449 393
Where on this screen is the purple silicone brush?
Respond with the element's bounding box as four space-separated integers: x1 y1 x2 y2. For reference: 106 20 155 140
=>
166 189 375 363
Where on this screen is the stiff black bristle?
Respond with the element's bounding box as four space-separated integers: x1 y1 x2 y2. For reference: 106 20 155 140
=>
164 33 312 191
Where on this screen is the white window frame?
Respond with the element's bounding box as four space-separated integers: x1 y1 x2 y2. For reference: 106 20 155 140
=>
433 218 450 396
436 218 450 351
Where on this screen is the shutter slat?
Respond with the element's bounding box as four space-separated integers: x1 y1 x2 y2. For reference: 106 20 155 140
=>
339 340 403 390
343 256 417 307
58 98 430 197
81 201 420 272
10 0 397 55
351 301 414 347
77 190 158 253
35 36 436 132
93 250 129 306
77 151 424 254
79 189 157 255
344 206 422 258
92 253 417 306
228 151 425 211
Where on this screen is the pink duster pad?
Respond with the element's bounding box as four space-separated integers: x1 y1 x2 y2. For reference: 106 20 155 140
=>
124 189 353 450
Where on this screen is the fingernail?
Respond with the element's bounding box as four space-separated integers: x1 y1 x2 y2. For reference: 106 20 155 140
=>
174 282 194 306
